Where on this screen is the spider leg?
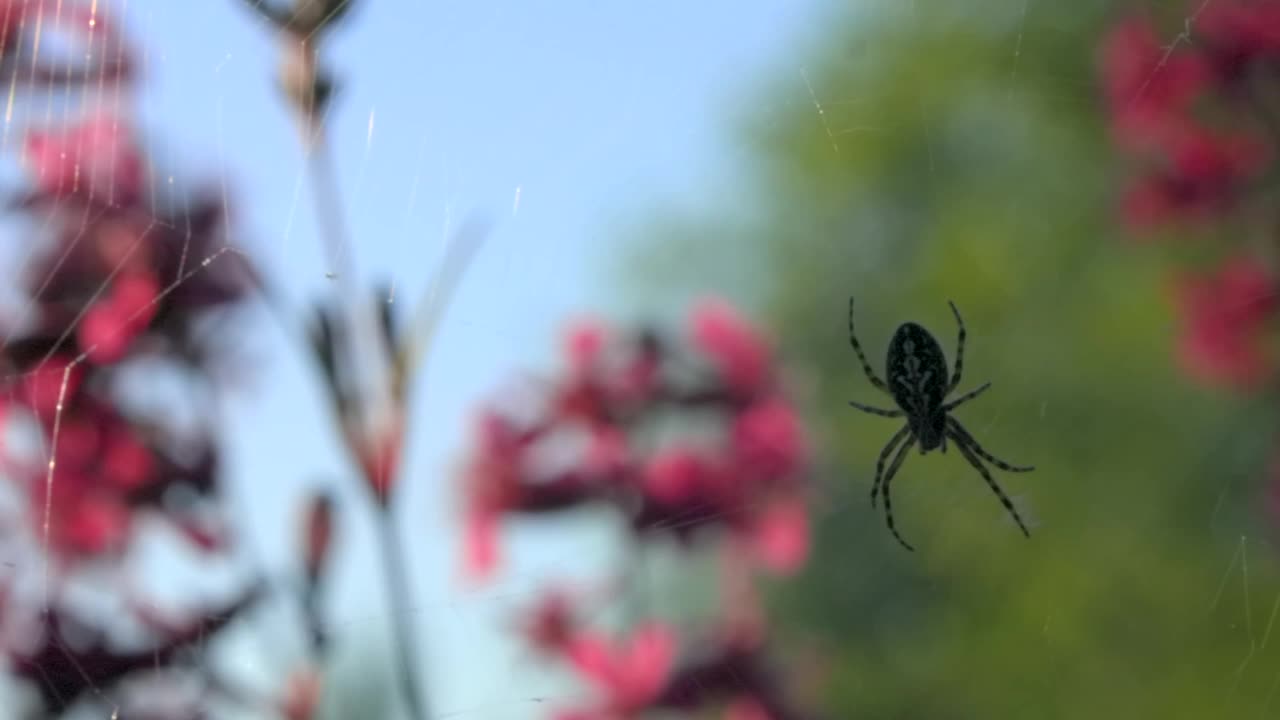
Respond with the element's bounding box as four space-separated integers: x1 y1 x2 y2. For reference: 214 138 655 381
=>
946 418 1034 472
947 300 965 392
947 429 1031 538
870 423 911 508
848 297 891 395
880 435 917 551
941 381 991 412
849 400 903 418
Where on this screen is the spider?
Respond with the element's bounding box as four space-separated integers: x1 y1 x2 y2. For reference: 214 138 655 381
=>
845 297 1034 551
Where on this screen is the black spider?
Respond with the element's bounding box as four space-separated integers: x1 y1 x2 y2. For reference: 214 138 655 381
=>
845 297 1034 551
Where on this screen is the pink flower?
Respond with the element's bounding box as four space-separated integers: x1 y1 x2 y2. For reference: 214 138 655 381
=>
731 398 807 481
1122 128 1267 228
566 319 608 377
564 323 662 411
584 426 629 478
20 356 84 416
461 413 525 579
748 499 810 574
48 414 102 469
556 379 609 427
78 271 159 363
88 213 154 275
100 425 154 492
1099 16 1209 151
8 380 203 565
643 446 709 506
463 509 500 581
23 113 144 204
462 303 814 585
564 622 675 715
690 298 772 395
40 477 132 559
23 406 156 561
1199 0 1280 76
1175 255 1277 388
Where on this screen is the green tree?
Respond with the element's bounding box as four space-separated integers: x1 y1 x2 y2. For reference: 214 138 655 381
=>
630 1 1280 717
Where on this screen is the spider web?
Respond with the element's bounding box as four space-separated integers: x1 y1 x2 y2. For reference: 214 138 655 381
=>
776 2 1280 718
0 1 838 719
10 0 1273 718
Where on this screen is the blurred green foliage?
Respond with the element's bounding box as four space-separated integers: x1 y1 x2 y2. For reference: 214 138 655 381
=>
628 0 1280 716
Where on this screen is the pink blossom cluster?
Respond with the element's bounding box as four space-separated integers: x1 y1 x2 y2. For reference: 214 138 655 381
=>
0 4 270 716
459 299 819 718
519 589 816 720
462 298 810 580
1 112 257 568
1100 3 1280 389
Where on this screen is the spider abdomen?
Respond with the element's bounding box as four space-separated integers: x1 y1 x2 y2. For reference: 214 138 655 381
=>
886 322 949 448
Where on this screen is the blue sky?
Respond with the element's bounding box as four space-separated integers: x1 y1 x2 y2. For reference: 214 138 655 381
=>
106 2 832 717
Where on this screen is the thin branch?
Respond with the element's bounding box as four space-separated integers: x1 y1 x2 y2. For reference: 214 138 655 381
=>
376 512 430 720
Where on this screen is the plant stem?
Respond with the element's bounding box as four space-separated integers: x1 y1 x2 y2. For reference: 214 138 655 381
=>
306 128 429 720
376 509 431 720
306 132 358 299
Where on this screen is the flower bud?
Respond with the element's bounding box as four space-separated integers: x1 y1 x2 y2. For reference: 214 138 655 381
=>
301 490 335 585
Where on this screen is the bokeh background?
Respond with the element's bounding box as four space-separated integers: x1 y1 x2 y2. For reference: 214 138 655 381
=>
630 1 1280 717
4 0 1280 718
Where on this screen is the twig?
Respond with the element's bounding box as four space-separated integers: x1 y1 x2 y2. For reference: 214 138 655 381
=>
376 510 430 720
